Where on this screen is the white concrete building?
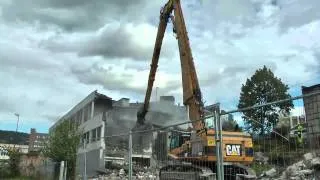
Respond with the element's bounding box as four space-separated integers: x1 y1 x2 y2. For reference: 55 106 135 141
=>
0 143 29 160
50 90 113 177
50 90 188 177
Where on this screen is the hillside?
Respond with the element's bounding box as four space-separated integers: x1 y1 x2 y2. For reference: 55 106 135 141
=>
0 130 29 145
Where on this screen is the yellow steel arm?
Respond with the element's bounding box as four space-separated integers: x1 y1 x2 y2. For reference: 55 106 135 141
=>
136 0 174 125
137 0 207 137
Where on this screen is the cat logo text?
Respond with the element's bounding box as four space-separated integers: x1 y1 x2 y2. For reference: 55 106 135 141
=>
226 144 241 156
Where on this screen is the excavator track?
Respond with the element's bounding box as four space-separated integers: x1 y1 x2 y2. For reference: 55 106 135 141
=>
159 163 256 180
159 164 215 180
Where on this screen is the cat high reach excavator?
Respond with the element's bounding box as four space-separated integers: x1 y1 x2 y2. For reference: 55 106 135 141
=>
136 0 255 179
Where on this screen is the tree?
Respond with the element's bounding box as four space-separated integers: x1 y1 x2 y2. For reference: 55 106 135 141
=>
0 145 21 177
238 66 293 135
42 120 82 180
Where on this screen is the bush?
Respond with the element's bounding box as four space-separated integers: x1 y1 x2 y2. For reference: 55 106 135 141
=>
0 161 11 178
251 162 272 176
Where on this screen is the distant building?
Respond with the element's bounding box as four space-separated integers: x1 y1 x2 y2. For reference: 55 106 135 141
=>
277 115 306 129
0 146 8 160
0 143 29 160
28 128 48 152
302 84 320 134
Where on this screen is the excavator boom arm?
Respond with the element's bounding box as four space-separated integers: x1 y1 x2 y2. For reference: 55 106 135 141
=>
136 1 173 125
172 0 206 135
138 0 206 136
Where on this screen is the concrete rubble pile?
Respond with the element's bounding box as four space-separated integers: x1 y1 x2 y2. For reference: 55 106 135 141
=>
90 167 158 180
258 152 320 180
254 152 269 165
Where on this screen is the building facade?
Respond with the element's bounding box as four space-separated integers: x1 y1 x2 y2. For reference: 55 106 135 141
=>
50 90 188 177
50 90 113 177
28 128 48 152
0 143 29 160
302 84 320 134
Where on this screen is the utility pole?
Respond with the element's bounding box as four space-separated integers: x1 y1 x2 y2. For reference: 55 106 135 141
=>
155 87 159 101
128 130 133 180
59 161 65 180
84 140 87 180
12 113 20 148
14 113 20 133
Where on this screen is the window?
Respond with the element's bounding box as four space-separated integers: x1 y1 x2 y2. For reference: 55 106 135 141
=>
97 126 102 141
87 104 92 120
0 150 7 156
169 133 190 150
79 110 83 124
92 128 97 142
79 103 94 122
82 132 90 144
81 134 86 146
84 105 89 122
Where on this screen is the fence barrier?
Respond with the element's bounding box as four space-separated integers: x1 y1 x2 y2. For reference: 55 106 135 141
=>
82 91 320 180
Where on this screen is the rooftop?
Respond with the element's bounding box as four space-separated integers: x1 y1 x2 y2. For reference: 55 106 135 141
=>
302 83 320 92
50 90 112 130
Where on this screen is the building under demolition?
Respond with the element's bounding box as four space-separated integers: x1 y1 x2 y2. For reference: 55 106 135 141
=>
302 84 320 133
302 84 320 148
49 90 188 177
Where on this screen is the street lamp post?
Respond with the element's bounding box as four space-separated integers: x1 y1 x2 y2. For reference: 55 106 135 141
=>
14 113 20 133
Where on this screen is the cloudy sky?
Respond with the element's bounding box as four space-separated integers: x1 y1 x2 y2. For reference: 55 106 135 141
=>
0 0 319 133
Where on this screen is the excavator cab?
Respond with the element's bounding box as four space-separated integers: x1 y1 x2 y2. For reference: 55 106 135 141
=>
169 131 191 151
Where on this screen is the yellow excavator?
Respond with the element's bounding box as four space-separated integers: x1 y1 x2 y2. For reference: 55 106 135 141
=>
136 0 255 179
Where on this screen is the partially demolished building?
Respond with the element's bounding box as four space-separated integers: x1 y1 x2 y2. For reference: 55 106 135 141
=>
49 90 188 177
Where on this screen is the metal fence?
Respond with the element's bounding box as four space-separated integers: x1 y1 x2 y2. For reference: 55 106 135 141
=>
19 157 60 180
221 91 320 180
94 91 320 180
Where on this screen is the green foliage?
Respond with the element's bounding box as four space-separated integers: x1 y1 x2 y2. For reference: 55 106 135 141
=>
238 65 294 135
251 162 272 176
0 146 22 178
42 120 82 180
8 148 21 177
1 176 33 180
222 120 242 132
0 160 11 178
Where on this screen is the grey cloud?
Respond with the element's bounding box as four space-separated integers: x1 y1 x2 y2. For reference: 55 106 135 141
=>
200 62 278 87
198 0 259 31
192 0 320 38
41 114 61 122
0 43 93 122
71 62 180 96
0 43 62 71
124 63 148 71
78 26 158 60
36 100 46 107
183 0 277 40
200 65 251 87
314 52 320 62
282 54 297 62
313 52 320 73
0 94 16 113
40 24 175 61
1 0 152 32
71 63 143 94
276 0 320 33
